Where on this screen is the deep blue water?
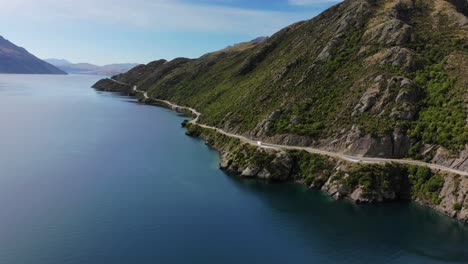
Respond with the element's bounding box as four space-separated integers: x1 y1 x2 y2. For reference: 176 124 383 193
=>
0 74 467 264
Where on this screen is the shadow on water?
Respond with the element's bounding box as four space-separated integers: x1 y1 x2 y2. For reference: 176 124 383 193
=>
219 167 468 263
94 81 468 263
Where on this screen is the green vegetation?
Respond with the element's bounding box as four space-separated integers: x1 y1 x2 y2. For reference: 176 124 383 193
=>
344 163 410 197
95 0 467 159
453 202 462 211
325 163 445 205
407 166 444 205
270 30 365 138
404 4 468 152
93 79 132 94
186 121 451 211
185 123 277 171
92 0 467 222
184 123 241 152
289 150 332 186
409 64 467 151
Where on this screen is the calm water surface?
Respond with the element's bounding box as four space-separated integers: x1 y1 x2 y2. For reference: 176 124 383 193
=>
0 74 467 264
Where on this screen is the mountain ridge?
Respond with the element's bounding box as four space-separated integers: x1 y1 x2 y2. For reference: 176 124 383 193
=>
94 0 467 168
93 0 468 222
0 36 66 75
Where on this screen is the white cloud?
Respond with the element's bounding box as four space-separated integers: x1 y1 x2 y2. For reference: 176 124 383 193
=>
0 0 317 35
288 0 342 6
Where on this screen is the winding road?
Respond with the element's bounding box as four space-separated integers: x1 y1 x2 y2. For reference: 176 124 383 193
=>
108 78 468 176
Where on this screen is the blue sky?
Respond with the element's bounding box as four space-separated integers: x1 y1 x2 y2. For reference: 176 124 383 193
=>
0 0 341 65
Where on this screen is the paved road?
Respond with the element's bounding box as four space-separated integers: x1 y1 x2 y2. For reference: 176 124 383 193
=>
108 78 468 176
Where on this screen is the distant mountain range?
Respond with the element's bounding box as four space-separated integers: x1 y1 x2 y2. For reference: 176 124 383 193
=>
0 36 66 74
45 59 139 76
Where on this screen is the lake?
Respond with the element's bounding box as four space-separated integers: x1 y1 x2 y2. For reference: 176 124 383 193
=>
0 74 466 264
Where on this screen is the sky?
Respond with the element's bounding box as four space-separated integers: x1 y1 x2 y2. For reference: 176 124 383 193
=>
0 0 342 65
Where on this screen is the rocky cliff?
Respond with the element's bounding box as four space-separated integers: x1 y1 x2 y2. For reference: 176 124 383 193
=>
184 123 468 223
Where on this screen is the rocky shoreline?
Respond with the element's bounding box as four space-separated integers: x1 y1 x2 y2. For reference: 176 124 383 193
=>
92 79 467 223
183 122 467 223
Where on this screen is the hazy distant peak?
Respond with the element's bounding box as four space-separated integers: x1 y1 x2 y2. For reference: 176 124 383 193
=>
44 58 71 66
45 58 139 76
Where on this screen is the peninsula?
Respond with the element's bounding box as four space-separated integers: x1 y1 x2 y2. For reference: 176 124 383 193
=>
94 0 468 222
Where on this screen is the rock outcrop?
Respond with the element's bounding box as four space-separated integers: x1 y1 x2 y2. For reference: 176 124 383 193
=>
431 174 468 222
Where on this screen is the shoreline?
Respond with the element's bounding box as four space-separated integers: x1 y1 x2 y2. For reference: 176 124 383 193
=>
131 83 468 177
92 79 468 223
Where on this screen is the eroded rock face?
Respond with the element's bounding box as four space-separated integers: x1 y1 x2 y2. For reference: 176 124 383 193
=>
323 125 410 158
363 0 414 46
432 146 468 172
320 162 401 204
364 47 420 72
219 151 237 175
431 174 468 223
352 132 410 158
352 79 383 115
349 186 398 203
253 110 282 137
317 0 370 61
257 152 294 181
364 19 412 45
390 103 416 121
241 166 261 178
271 134 316 147
220 148 294 181
322 172 350 199
395 79 420 103
352 75 420 120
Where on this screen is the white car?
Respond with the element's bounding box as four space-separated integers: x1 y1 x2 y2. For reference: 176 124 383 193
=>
257 141 263 146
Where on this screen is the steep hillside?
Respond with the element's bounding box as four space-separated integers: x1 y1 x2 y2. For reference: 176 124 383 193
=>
0 36 66 74
93 0 468 222
94 0 467 171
